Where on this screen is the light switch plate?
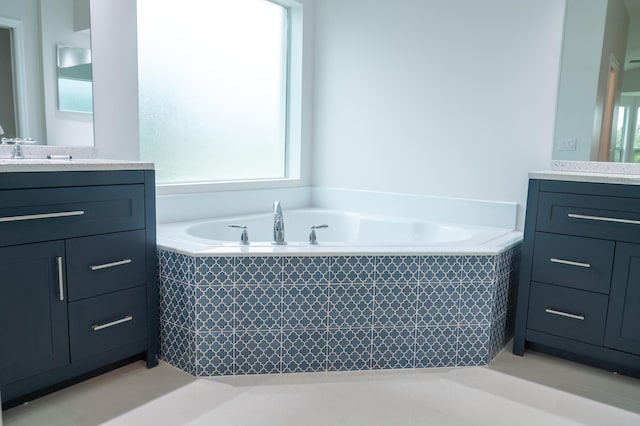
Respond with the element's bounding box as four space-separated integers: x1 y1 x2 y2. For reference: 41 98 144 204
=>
557 138 577 151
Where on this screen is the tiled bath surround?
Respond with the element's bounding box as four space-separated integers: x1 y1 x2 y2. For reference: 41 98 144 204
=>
158 246 520 376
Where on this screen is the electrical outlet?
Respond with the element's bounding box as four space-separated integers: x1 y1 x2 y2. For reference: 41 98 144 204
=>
557 138 577 151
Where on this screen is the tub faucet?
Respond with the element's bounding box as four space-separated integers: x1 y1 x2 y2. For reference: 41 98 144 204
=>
272 201 286 245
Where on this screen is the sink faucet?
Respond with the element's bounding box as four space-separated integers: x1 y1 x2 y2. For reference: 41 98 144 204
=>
272 201 286 245
11 141 24 159
1 137 35 159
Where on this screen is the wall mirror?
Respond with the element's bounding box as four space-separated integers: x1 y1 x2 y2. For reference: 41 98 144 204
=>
0 0 94 146
553 0 640 163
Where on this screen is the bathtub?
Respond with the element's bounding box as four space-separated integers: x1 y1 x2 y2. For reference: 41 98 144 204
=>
157 208 520 256
157 207 522 377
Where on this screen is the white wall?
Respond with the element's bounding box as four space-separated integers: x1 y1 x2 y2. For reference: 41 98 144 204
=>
90 0 140 160
311 0 566 229
41 0 94 147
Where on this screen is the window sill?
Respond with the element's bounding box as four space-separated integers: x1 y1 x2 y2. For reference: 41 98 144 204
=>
155 177 306 196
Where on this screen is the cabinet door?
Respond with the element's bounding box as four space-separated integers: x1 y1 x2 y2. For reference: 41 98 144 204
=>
605 242 640 355
0 242 70 385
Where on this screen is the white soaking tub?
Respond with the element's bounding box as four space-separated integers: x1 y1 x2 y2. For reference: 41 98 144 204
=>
157 208 520 256
156 205 523 377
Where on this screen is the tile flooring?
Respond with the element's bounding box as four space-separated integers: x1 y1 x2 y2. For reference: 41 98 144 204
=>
3 343 640 425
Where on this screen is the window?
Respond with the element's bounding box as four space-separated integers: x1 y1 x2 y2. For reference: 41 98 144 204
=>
138 0 297 185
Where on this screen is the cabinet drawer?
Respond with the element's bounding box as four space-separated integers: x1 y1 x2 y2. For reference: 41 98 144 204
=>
68 286 147 361
532 232 614 293
0 185 145 247
527 282 608 346
537 192 640 242
66 230 147 301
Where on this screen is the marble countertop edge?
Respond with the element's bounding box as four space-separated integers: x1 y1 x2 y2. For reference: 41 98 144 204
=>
0 158 154 172
529 170 640 185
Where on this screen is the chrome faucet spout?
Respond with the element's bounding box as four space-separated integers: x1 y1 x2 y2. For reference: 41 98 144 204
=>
272 201 286 245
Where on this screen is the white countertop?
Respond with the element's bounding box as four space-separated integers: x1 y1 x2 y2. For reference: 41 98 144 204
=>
530 160 640 185
529 170 640 185
551 160 640 175
0 158 154 172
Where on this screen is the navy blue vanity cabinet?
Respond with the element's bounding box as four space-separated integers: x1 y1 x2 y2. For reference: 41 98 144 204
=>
514 179 640 378
605 243 640 356
0 170 159 409
0 242 70 385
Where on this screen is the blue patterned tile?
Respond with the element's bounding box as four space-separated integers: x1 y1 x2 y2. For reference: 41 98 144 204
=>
491 273 509 319
160 321 195 375
327 329 371 371
371 328 415 370
156 251 514 375
235 330 281 375
373 283 417 327
159 278 194 328
195 332 234 376
415 326 458 368
195 286 235 332
330 256 375 284
158 250 194 282
283 257 331 284
495 250 511 279
499 245 521 279
236 257 282 285
488 313 507 363
421 256 463 282
236 286 282 331
417 283 459 326
375 256 420 283
195 257 234 285
459 284 493 325
282 330 327 373
283 285 328 330
461 256 496 282
329 284 374 328
457 325 490 366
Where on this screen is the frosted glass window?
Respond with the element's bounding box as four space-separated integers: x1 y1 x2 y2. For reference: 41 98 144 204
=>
138 0 288 184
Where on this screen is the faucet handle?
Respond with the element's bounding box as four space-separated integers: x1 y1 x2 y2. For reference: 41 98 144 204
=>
309 224 329 245
228 224 249 245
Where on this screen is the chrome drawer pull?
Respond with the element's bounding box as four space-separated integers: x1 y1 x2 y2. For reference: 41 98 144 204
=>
549 258 591 268
57 256 65 301
92 315 133 331
545 308 585 321
90 259 132 271
567 213 640 226
0 210 85 223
